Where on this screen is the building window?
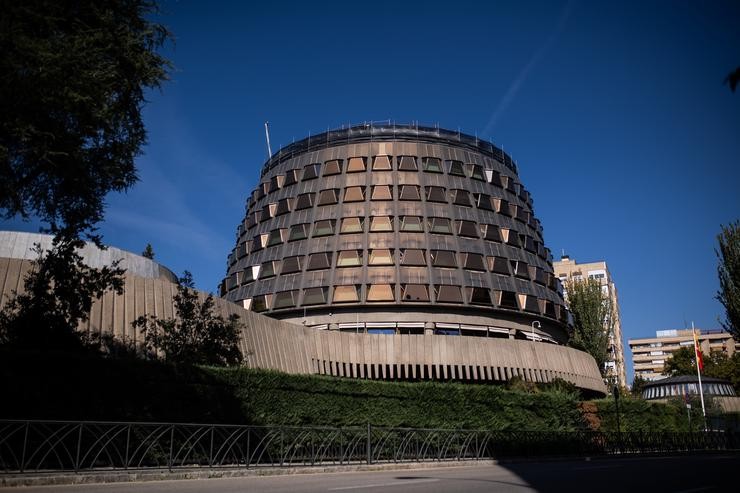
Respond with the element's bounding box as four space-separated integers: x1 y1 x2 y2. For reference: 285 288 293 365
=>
273 290 298 309
288 223 308 241
495 199 512 217
260 260 279 279
521 294 540 313
428 217 452 234
447 160 465 176
333 285 360 303
398 156 417 171
258 207 272 222
347 157 366 173
313 219 335 237
474 193 494 211
456 220 479 238
268 175 283 193
543 300 556 318
422 157 442 173
400 249 426 266
367 284 394 301
317 189 339 206
370 216 393 232
501 228 520 247
450 189 471 207
399 185 421 201
435 285 463 303
400 216 423 232
340 217 364 234
425 186 447 203
275 198 292 216
283 169 298 187
431 250 457 268
488 170 503 187
511 260 530 279
371 185 393 200
295 192 315 210
372 155 392 170
302 163 320 180
252 294 272 312
460 253 486 271
467 287 492 305
307 252 332 270
302 287 328 305
343 186 366 202
469 164 485 181
369 249 394 265
337 250 363 267
267 229 286 246
323 159 342 176
281 256 303 274
401 284 429 301
245 213 257 230
480 224 501 242
497 290 519 309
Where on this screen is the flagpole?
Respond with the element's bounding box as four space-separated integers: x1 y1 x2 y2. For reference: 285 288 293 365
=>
692 322 707 429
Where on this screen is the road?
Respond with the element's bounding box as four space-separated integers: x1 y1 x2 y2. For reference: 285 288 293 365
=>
5 455 738 493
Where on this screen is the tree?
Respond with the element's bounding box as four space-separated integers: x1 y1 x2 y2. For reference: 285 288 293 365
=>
663 347 698 376
142 243 155 259
1 0 171 240
0 235 125 349
716 221 740 341
565 278 613 378
0 1 170 346
630 375 647 397
132 272 243 366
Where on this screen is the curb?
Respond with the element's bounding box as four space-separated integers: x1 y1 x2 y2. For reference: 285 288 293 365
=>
0 460 499 488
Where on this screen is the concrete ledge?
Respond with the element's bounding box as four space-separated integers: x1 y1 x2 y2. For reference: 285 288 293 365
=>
0 460 499 488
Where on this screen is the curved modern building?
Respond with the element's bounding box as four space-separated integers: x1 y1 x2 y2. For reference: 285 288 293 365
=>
222 123 568 343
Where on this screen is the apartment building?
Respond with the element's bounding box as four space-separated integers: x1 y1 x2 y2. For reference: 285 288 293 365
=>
629 328 736 381
553 256 627 387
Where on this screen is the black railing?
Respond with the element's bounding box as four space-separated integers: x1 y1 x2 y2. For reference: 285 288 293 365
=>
0 420 737 474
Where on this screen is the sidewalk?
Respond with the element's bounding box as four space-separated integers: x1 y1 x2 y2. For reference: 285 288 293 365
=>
1 460 499 488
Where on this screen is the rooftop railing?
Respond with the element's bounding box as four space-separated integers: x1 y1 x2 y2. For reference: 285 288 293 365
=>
260 122 518 178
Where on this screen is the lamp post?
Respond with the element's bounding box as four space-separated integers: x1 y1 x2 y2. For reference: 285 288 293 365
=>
531 320 541 341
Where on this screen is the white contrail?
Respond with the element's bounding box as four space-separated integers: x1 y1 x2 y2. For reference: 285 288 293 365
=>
483 0 575 136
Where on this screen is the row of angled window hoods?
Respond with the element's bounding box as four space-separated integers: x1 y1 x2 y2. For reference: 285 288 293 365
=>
242 284 565 318
225 251 556 288
243 187 540 232
249 157 530 206
237 218 547 258
327 323 558 343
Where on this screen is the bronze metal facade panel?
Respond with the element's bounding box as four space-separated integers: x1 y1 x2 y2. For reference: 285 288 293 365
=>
223 124 568 342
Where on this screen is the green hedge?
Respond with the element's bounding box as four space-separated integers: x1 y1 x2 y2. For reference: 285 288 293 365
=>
0 350 699 431
214 367 584 430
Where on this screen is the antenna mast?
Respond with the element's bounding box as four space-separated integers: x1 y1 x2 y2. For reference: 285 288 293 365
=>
264 121 273 158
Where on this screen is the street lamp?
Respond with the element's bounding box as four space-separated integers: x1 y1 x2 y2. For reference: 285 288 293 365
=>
531 320 541 341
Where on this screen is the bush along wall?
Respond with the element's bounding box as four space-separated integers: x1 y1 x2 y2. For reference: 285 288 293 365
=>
211 367 586 430
0 349 706 432
583 396 708 432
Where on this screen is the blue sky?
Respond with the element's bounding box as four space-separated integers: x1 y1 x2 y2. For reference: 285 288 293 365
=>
4 0 739 380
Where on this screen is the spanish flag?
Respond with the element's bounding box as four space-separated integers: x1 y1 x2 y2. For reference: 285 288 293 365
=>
693 328 704 372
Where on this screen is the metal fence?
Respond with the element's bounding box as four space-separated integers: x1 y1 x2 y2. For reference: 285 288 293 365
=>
1 420 737 474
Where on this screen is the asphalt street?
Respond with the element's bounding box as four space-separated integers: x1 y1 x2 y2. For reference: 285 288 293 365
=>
5 455 738 493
